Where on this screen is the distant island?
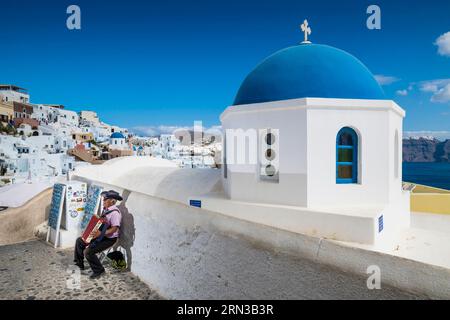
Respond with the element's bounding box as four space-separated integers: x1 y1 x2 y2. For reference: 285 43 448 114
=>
403 138 450 162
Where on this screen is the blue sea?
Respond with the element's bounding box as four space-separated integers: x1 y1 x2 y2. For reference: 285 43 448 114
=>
403 162 450 191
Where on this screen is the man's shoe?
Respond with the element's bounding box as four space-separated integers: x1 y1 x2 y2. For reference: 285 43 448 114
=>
81 270 91 276
89 270 105 279
74 262 85 270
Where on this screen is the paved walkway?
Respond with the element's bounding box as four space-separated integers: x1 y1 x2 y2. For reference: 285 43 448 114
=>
0 240 163 300
0 239 428 300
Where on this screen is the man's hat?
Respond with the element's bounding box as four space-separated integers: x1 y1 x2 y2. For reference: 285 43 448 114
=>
101 190 123 201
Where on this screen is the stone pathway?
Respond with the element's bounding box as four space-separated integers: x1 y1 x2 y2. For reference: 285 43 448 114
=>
0 240 163 300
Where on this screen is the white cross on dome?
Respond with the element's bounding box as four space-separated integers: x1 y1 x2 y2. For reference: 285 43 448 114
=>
301 19 312 44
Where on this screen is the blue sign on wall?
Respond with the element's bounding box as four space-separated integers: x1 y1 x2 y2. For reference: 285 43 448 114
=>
378 215 384 233
189 200 202 208
48 183 65 230
80 184 103 230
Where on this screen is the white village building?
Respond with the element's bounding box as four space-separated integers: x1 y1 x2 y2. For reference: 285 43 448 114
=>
32 104 57 124
26 135 58 154
79 123 111 143
79 111 100 126
55 109 79 127
16 123 40 137
156 134 180 159
38 123 76 151
0 130 75 184
79 111 113 142
0 85 30 103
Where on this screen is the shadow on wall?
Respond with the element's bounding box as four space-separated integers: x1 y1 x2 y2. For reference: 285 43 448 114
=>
45 203 50 220
0 188 52 246
117 190 135 270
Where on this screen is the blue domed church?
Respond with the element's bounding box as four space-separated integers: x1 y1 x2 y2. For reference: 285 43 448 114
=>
110 132 126 149
214 21 410 246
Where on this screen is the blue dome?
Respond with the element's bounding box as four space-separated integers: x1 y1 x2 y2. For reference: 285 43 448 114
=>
110 132 125 139
233 44 385 105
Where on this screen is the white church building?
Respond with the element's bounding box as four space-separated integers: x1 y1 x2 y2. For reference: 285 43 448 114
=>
200 24 410 246
109 132 127 149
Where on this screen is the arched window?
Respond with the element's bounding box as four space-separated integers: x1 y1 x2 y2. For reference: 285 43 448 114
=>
336 127 358 184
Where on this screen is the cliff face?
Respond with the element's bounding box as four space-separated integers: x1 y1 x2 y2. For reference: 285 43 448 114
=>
403 138 450 162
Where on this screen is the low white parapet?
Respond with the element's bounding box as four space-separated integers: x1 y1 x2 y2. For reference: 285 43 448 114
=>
188 192 409 246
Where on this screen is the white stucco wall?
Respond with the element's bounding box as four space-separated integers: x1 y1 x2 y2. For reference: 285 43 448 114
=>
56 109 79 127
0 90 29 103
307 108 390 207
125 192 432 299
222 104 308 206
388 110 403 203
221 98 406 212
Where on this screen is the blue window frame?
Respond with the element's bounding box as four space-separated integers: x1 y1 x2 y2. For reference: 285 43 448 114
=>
336 127 358 184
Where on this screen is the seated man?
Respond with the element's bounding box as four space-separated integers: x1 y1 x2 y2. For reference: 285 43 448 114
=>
74 190 123 279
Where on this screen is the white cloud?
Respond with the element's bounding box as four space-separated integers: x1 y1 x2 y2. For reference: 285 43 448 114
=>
431 83 450 103
131 125 187 137
435 31 450 57
419 79 448 93
374 75 400 86
396 89 408 96
404 131 450 141
131 124 222 137
419 79 450 103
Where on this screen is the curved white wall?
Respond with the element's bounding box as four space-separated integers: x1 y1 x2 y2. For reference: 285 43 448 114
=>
70 157 446 299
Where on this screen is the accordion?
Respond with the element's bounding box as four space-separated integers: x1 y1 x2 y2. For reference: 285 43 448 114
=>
81 215 106 244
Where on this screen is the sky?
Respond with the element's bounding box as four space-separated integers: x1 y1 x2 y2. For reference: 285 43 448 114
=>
0 0 449 137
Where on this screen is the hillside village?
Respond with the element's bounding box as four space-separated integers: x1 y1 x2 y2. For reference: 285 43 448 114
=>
0 84 220 188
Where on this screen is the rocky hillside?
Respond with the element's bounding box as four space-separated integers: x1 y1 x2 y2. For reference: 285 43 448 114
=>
403 138 450 162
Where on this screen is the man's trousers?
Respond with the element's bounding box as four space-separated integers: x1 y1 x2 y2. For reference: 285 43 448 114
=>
74 236 117 274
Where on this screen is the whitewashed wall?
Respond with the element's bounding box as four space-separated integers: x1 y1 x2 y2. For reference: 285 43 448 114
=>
72 179 438 299
221 98 406 210
222 103 308 206
306 107 390 207
71 158 447 299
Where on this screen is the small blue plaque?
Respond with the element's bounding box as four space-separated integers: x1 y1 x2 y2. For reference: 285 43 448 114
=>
190 200 202 208
378 215 384 233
